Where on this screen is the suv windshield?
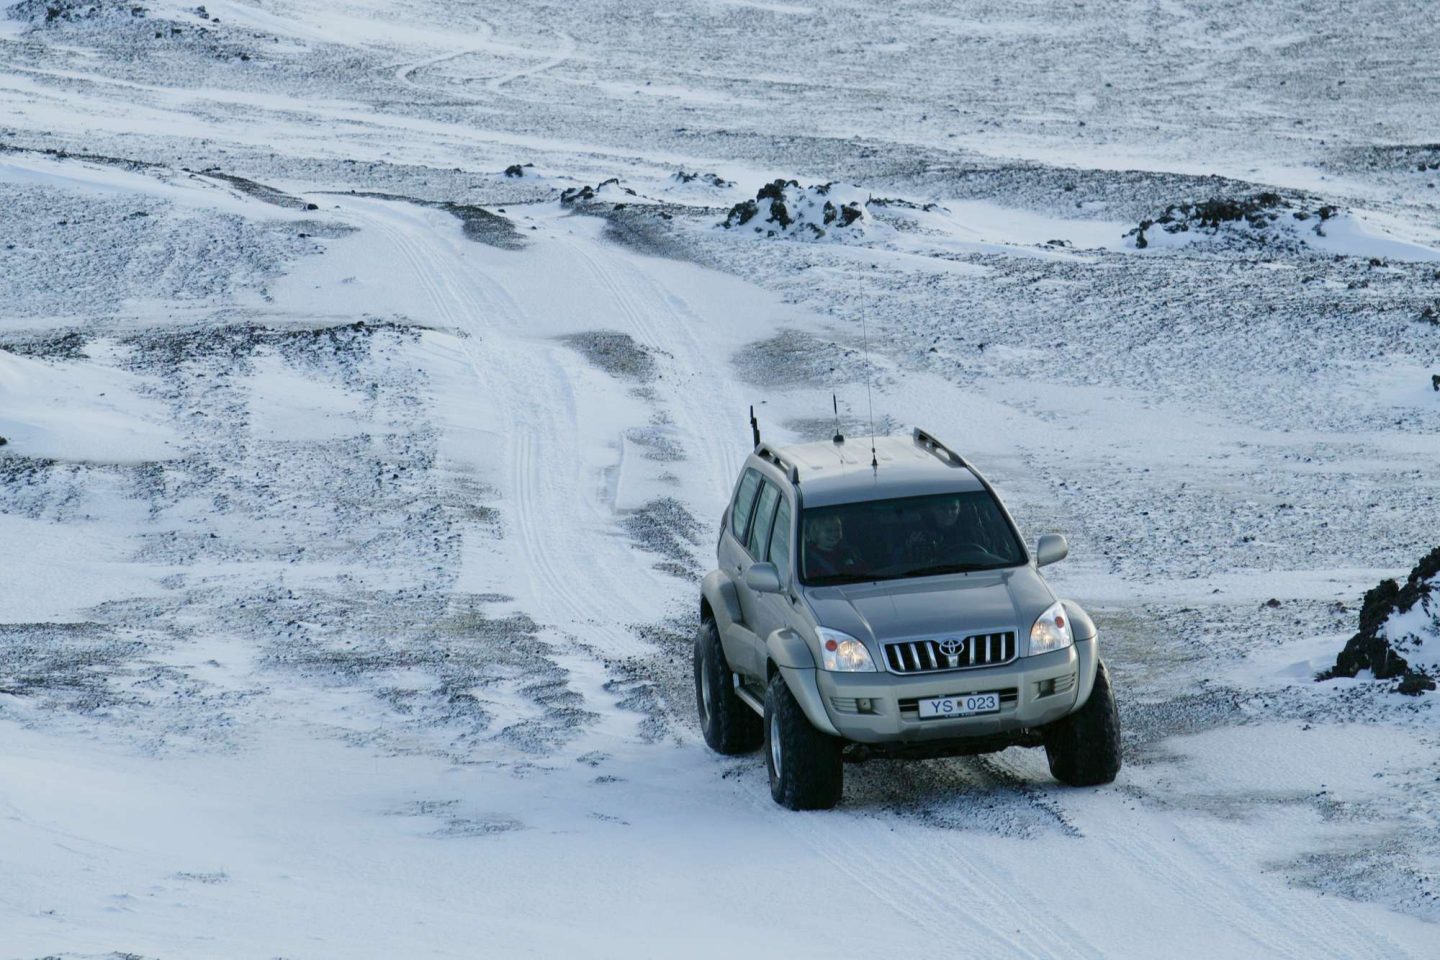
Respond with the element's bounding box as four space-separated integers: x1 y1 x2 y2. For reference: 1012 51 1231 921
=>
800 491 1025 585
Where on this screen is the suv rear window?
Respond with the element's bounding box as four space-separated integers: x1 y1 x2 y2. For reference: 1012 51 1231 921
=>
747 483 780 558
729 469 762 541
800 491 1025 585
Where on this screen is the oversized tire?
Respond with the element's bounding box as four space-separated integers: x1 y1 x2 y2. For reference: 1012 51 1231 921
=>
764 671 843 810
694 617 762 755
1044 659 1123 786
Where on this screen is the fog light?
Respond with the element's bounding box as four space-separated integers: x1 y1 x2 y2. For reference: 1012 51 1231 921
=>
857 698 873 713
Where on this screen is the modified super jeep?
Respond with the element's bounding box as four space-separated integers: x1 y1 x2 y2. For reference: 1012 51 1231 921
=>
695 428 1122 810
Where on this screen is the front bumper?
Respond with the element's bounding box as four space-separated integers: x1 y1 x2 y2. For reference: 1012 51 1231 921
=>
814 644 1087 744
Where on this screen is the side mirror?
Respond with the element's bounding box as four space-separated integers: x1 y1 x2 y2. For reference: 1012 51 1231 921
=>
1035 534 1068 567
744 562 784 594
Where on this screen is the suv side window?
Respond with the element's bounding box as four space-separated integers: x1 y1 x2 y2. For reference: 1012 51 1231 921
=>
767 496 792 582
747 482 780 558
729 469 762 542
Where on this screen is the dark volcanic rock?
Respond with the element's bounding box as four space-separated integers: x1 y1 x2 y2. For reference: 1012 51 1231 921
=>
719 179 866 238
11 0 147 23
1320 546 1440 694
673 170 730 188
1127 192 1340 250
560 178 635 206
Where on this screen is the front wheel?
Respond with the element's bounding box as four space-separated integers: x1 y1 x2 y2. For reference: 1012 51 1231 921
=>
1044 659 1122 786
694 617 762 755
764 672 843 810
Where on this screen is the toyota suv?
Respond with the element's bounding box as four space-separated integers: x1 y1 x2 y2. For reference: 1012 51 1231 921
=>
696 428 1121 809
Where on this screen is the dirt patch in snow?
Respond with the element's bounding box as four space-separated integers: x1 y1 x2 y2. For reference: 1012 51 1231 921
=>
0 622 142 709
732 329 869 388
0 330 89 360
196 170 311 210
620 496 702 579
441 203 526 250
601 615 695 743
558 329 657 382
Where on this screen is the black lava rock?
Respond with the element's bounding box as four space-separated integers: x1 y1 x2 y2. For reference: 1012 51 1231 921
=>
721 200 757 228
767 199 792 229
1321 546 1440 694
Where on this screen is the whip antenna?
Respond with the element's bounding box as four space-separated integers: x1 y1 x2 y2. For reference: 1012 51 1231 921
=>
861 309 877 469
831 393 844 444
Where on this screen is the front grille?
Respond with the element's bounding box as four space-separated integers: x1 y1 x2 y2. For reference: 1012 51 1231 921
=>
884 631 1017 674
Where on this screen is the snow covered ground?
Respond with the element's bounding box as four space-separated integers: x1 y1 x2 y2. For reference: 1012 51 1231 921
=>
1 1 1438 956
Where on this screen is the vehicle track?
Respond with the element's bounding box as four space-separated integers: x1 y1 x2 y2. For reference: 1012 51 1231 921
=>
391 24 574 107
338 198 680 660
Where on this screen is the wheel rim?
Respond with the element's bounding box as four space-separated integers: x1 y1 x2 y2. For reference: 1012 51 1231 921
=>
769 709 783 779
700 661 713 723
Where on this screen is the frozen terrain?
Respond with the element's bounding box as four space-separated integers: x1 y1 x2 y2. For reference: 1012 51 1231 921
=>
1 1 1438 957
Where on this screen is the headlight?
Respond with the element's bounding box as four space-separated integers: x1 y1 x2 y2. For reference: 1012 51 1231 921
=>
816 627 876 672
1029 601 1074 656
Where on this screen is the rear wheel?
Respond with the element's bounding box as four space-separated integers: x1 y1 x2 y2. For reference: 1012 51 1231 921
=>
694 617 762 754
1044 659 1122 786
764 672 843 810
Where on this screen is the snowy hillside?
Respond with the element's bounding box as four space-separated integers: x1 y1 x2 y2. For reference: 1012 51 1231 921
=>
1 1 1438 957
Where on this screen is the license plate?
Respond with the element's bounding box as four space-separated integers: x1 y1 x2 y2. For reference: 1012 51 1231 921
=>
918 692 1001 719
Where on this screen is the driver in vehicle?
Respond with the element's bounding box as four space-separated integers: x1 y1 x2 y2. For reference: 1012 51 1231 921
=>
908 495 964 558
804 514 857 579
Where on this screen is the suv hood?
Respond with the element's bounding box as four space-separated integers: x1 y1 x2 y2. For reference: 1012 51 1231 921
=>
804 566 1055 647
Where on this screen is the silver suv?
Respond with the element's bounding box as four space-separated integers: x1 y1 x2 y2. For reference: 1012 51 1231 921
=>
696 428 1121 809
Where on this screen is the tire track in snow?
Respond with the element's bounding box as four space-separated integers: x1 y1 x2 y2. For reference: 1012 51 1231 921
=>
734 781 1099 957
391 25 573 106
485 32 576 93
557 233 743 508
1095 810 1411 958
340 198 666 659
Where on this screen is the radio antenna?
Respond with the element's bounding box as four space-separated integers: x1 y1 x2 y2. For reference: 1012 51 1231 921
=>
861 307 877 469
749 404 761 449
831 393 844 444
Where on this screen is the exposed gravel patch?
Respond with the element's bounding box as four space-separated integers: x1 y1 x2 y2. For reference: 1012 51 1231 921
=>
558 329 657 382
731 329 871 389
620 496 702 579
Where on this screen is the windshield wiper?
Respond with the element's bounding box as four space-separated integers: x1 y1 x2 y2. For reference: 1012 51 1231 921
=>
806 572 881 586
896 562 993 578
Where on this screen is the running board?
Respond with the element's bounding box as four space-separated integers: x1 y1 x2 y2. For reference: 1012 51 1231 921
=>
733 678 765 717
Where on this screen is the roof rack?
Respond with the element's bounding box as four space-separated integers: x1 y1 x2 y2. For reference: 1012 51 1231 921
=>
912 427 968 468
756 442 801 484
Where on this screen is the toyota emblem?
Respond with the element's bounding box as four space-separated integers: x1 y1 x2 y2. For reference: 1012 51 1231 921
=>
938 637 963 656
